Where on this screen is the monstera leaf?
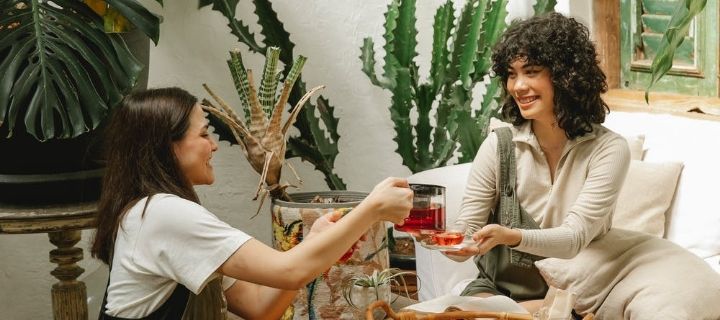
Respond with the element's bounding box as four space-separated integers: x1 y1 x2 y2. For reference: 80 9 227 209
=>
0 0 147 140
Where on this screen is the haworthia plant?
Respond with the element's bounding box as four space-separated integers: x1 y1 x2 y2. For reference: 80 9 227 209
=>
203 0 346 190
360 0 555 173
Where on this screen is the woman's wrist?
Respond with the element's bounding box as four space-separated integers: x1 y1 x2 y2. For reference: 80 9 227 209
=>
507 228 522 247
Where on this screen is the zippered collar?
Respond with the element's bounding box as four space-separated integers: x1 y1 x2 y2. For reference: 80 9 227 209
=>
510 121 599 155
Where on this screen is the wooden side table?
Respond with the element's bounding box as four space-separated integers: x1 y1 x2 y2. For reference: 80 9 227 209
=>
0 202 97 320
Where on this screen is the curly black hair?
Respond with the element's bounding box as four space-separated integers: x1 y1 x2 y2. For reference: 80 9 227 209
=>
491 12 608 139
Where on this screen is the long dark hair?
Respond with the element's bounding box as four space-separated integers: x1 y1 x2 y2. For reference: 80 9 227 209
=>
91 87 200 264
492 12 609 139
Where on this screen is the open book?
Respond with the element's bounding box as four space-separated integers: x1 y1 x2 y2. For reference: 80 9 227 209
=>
401 294 529 314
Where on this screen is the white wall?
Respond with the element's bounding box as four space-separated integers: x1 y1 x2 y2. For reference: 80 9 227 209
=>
0 1 586 318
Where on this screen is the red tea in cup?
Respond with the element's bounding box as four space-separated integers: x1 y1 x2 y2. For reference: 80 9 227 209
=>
431 231 464 246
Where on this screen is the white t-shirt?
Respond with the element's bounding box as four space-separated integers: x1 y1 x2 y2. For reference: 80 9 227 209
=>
105 194 252 318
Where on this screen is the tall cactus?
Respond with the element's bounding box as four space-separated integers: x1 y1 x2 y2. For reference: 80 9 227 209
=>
360 0 555 173
202 0 346 190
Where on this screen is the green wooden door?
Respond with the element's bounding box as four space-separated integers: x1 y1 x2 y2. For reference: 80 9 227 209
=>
620 0 718 96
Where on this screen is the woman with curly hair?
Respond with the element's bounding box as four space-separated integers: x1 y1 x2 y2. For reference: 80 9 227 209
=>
444 12 630 312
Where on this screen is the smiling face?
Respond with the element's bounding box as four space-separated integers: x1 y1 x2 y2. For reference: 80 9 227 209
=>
506 58 556 124
173 104 218 185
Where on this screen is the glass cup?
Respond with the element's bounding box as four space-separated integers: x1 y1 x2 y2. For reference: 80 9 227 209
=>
430 222 467 246
394 184 446 235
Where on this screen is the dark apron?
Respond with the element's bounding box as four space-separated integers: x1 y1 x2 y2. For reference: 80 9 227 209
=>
99 267 226 320
460 127 549 300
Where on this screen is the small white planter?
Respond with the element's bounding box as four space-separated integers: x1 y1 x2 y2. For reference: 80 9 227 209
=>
347 283 391 319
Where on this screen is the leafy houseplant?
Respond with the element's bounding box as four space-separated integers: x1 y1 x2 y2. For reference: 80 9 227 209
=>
646 0 707 100
360 0 555 173
204 0 347 191
0 0 161 203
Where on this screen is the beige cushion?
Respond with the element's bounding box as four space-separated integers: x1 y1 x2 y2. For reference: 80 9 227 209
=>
535 229 720 318
624 134 645 160
612 160 683 237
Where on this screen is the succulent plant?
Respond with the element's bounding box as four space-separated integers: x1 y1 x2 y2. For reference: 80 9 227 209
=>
360 0 555 173
205 0 346 191
202 47 324 215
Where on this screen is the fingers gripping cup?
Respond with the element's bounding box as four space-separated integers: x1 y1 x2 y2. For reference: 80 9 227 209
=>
394 184 446 234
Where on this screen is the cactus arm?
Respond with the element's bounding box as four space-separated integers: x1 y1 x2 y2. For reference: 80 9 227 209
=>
473 0 509 82
414 83 434 170
198 0 264 54
394 0 419 68
252 0 295 66
259 47 281 116
360 38 389 88
227 49 252 123
478 77 502 119
390 69 418 172
453 109 484 163
457 0 488 90
429 0 454 95
381 0 402 89
533 0 557 15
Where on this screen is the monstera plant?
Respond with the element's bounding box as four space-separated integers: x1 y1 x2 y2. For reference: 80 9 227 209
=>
360 0 556 173
0 0 165 203
0 0 162 141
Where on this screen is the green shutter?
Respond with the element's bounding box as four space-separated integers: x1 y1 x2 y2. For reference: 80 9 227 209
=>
620 0 718 96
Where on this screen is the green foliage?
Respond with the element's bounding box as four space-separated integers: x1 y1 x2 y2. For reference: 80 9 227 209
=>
645 0 707 102
0 0 145 141
361 0 555 173
204 0 346 190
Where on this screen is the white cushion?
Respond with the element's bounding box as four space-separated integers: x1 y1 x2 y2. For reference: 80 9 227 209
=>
605 111 720 259
612 160 683 237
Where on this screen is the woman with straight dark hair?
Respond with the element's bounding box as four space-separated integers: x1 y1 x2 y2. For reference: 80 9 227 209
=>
92 87 413 319
444 13 631 313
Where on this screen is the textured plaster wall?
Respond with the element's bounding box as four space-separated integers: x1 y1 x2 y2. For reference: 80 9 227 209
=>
0 1 587 318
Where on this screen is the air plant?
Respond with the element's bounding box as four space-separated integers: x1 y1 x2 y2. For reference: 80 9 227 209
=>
341 268 416 309
202 47 323 216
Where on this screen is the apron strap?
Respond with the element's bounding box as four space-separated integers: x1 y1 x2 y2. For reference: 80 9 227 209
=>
493 127 544 268
98 264 190 320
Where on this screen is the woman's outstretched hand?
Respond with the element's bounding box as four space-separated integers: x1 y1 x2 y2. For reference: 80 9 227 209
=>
364 177 413 224
443 224 522 258
307 211 366 261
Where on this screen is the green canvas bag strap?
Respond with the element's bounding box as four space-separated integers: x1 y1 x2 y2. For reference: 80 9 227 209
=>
494 127 544 268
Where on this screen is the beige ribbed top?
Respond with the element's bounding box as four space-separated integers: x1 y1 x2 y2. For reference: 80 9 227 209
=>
456 121 630 259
